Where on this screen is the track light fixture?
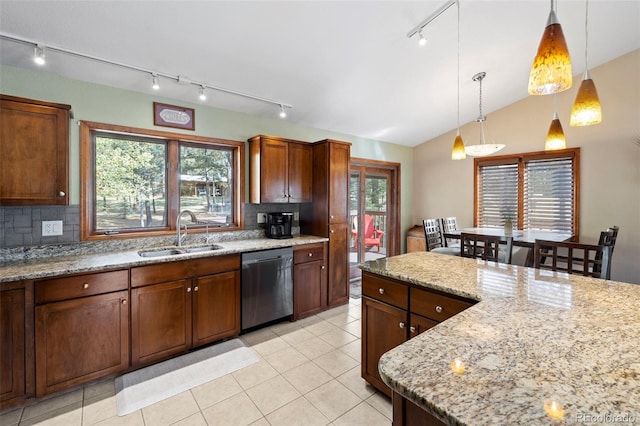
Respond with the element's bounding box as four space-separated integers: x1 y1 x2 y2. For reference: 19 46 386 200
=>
407 1 456 45
33 45 45 65
418 30 427 47
1 33 292 118
199 86 207 101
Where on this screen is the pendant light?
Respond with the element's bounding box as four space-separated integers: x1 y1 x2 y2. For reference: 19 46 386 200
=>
570 0 602 126
528 0 572 95
463 72 505 157
546 95 566 150
451 0 466 160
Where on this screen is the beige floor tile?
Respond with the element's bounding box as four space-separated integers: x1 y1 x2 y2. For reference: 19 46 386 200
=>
21 389 83 422
347 306 362 319
202 392 262 426
314 350 359 378
318 328 358 348
19 401 83 426
317 305 349 319
240 328 278 347
82 394 117 425
278 327 315 346
264 346 309 374
303 320 340 337
341 319 361 338
339 340 361 362
294 314 323 327
306 380 362 421
83 379 115 401
336 367 376 400
245 375 301 415
266 397 330 426
325 312 358 328
366 392 392 420
232 359 279 390
291 335 335 361
349 297 362 306
169 411 208 426
248 417 270 426
92 410 144 426
0 407 22 426
282 361 333 395
333 401 391 426
269 320 303 337
247 335 291 358
141 390 200 426
190 373 242 410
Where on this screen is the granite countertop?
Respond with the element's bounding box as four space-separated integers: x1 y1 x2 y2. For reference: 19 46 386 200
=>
0 235 328 283
360 251 640 425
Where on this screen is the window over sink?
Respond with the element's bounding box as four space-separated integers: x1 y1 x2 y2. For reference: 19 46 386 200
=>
80 121 244 240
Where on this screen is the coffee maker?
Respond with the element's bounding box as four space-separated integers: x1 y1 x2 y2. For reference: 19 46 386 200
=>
265 212 293 239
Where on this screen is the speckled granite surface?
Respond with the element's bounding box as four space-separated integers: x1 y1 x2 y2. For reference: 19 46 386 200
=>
360 251 640 425
0 234 327 283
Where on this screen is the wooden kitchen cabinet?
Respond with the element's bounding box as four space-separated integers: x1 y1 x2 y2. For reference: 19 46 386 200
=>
248 135 312 203
0 95 71 206
361 271 474 396
328 223 349 306
293 242 328 319
1 282 31 410
130 255 240 367
34 270 129 396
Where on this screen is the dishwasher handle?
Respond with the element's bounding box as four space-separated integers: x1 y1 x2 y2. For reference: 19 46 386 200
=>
242 255 291 265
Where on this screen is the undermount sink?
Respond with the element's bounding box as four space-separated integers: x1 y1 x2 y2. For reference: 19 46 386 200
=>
138 244 222 258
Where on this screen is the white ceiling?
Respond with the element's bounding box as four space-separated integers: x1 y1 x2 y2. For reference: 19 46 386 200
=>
1 1 638 147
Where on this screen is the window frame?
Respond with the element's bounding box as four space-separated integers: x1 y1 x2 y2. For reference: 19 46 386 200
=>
473 148 580 237
80 121 244 241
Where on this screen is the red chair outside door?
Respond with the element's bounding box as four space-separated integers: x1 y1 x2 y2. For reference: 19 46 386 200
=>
352 214 384 252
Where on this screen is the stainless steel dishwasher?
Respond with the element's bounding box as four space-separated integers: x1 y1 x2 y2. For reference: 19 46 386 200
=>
241 247 293 331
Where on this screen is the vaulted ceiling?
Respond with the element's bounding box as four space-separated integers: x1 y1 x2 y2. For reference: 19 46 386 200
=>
1 1 638 147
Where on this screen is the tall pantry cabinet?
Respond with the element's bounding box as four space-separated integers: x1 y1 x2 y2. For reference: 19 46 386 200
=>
301 139 351 307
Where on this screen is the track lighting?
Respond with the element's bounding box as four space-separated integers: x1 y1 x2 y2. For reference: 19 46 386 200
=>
199 86 206 101
151 74 160 90
418 30 427 47
33 45 45 65
279 105 287 119
406 1 456 45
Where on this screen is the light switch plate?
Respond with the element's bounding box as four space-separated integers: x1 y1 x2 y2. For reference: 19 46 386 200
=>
257 213 267 224
42 220 63 236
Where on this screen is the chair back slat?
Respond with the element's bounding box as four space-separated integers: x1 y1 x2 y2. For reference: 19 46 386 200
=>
441 217 459 247
534 233 613 279
422 219 445 251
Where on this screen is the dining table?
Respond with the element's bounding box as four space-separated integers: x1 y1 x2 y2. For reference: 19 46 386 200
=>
443 227 574 266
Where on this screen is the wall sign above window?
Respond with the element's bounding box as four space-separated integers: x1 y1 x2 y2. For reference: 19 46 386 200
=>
153 102 195 130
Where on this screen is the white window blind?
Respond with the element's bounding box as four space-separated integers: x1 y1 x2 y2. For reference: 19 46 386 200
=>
477 163 519 227
524 157 574 232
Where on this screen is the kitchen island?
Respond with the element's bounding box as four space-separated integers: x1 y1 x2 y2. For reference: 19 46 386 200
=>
360 251 639 425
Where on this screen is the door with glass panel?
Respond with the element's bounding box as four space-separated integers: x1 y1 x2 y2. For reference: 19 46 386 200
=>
349 162 399 281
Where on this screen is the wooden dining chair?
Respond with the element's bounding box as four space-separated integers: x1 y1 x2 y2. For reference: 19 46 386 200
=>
422 219 458 255
440 217 460 248
460 233 513 264
533 233 613 279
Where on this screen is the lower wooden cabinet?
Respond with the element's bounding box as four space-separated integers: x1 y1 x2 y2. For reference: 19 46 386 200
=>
328 223 349 307
130 255 241 367
35 289 129 396
392 391 446 426
293 243 327 319
1 284 27 409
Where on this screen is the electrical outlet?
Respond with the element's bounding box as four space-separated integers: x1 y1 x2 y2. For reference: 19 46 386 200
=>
42 220 63 236
293 211 299 221
257 213 267 224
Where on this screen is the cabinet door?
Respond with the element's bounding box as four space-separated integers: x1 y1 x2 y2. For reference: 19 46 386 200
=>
192 271 240 347
409 313 438 339
293 259 327 319
288 143 312 203
328 223 349 307
35 290 129 396
260 139 289 203
362 297 407 396
328 142 350 223
0 97 70 205
1 288 25 404
131 280 191 367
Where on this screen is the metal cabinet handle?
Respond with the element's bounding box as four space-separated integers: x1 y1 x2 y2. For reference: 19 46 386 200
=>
194 286 199 292
308 253 313 257
122 299 127 305
330 215 334 219
379 288 385 294
410 326 416 334
435 305 443 313
83 283 89 289
330 229 335 234
399 322 405 329
321 265 325 270
186 287 191 293
58 191 66 197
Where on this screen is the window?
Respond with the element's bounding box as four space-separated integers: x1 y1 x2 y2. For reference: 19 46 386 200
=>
81 121 244 240
474 148 579 236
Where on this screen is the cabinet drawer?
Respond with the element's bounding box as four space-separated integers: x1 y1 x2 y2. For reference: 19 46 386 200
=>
131 255 240 287
294 243 325 264
410 287 473 322
35 270 128 304
362 273 408 310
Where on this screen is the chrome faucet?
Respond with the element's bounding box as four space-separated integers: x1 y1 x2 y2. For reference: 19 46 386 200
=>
176 210 198 247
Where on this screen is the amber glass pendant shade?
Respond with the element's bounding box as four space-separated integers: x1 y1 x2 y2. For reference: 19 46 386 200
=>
545 113 566 151
451 134 466 160
528 11 572 95
570 73 602 126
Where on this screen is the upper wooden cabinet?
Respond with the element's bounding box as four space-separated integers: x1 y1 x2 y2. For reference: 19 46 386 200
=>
0 95 71 206
248 135 312 203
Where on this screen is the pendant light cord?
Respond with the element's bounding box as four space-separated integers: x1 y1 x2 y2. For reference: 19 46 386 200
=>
584 0 589 70
456 0 461 131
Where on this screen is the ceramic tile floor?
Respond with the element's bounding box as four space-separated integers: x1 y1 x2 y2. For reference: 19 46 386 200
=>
1 297 393 426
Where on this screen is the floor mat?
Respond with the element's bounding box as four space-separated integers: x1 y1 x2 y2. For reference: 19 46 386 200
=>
115 339 258 416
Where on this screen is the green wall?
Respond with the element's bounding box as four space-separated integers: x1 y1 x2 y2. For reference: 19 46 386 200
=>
0 65 414 251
